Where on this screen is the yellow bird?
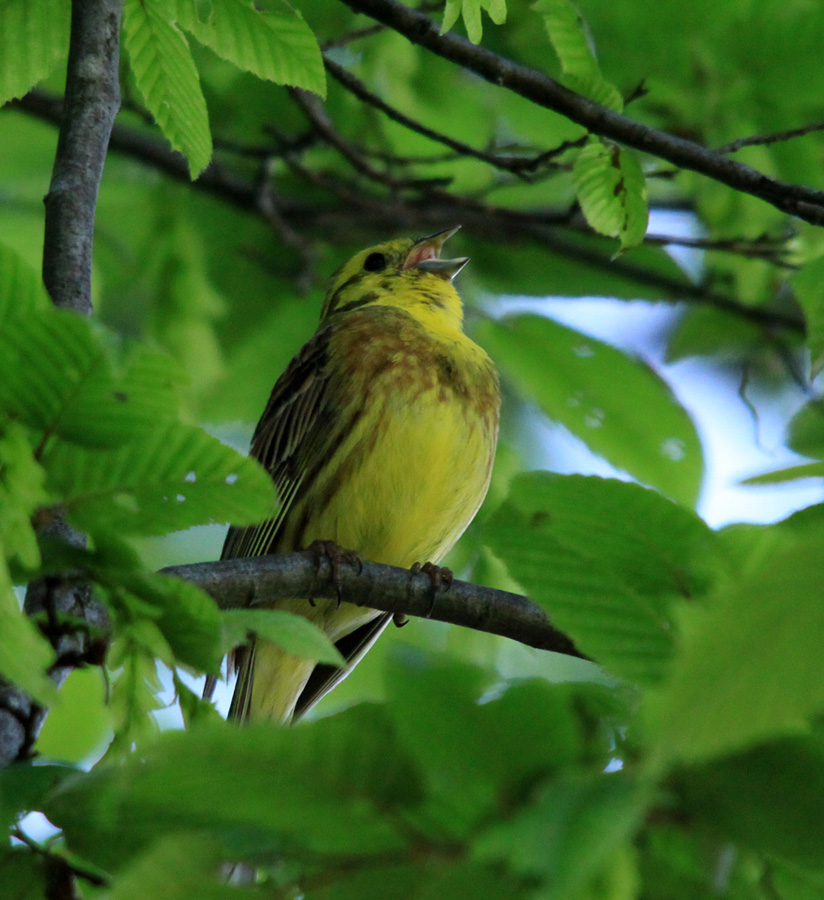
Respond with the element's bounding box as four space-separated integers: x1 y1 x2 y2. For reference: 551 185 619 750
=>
223 227 500 723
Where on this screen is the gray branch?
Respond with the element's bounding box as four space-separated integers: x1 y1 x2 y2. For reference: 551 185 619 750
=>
1 0 123 769
161 552 585 659
339 0 824 226
41 0 123 313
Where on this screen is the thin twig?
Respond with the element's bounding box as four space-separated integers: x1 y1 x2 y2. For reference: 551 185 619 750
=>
718 121 824 155
11 827 107 888
643 232 797 267
324 55 573 180
290 88 452 190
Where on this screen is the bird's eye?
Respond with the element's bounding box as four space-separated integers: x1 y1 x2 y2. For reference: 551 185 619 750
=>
363 252 387 272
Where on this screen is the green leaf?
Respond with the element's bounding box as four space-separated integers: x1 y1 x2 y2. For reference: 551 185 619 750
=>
441 0 506 43
44 706 420 870
123 0 212 177
534 0 623 111
0 848 47 900
574 138 648 248
221 609 345 666
173 0 326 97
788 399 824 459
475 770 647 900
42 422 276 537
107 833 233 900
665 306 763 364
741 461 824 485
0 423 46 571
174 672 223 727
482 0 507 26
107 641 165 753
484 473 714 685
680 736 824 867
475 314 703 507
793 255 824 376
0 242 50 319
442 0 464 34
0 556 58 706
650 521 824 764
0 763 73 832
386 648 618 833
122 571 222 672
0 0 68 104
563 72 625 112
0 308 185 448
36 668 112 763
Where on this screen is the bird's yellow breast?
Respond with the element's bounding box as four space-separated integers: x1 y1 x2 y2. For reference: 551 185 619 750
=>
281 304 499 568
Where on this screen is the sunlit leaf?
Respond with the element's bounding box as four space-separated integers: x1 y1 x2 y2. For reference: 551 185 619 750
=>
173 0 325 97
476 314 703 506
441 0 505 43
0 0 68 104
0 424 46 571
42 422 276 537
123 0 212 177
650 519 824 764
484 472 715 684
574 138 648 248
0 307 186 448
0 242 50 319
534 0 623 111
0 556 57 706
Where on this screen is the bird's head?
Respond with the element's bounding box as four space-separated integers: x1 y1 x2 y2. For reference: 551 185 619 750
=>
320 227 468 324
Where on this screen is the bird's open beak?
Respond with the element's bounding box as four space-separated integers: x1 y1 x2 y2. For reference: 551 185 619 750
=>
404 226 469 281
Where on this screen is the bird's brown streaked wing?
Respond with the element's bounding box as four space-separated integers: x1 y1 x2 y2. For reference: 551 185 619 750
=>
221 324 335 562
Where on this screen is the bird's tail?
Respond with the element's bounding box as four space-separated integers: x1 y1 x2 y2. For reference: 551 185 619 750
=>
229 638 317 724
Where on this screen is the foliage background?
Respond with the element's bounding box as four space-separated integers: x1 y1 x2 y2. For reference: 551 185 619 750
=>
3 0 824 897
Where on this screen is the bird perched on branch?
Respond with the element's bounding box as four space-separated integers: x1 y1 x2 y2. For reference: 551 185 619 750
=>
221 227 500 723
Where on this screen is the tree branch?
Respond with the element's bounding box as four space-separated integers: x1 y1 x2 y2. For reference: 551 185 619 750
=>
12 93 806 335
338 0 824 226
41 0 122 313
0 0 122 769
160 552 586 659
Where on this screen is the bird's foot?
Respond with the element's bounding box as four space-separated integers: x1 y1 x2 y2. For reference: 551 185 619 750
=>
307 540 362 606
410 561 453 618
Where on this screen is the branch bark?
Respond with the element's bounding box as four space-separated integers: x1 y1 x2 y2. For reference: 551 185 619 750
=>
161 552 586 659
0 0 122 770
41 0 122 313
338 0 824 226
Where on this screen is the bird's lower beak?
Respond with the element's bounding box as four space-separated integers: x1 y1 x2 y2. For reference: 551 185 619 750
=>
404 226 469 281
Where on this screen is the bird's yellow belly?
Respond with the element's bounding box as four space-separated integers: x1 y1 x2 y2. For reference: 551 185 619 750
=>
303 385 493 569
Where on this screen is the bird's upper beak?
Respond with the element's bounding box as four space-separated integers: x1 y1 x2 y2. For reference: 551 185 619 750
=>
403 226 469 281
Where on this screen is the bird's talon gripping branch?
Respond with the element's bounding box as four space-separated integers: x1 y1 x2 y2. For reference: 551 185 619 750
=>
308 539 363 606
411 561 454 617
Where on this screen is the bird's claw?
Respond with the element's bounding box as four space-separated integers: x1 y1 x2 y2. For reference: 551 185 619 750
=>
410 561 453 618
308 539 362 606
